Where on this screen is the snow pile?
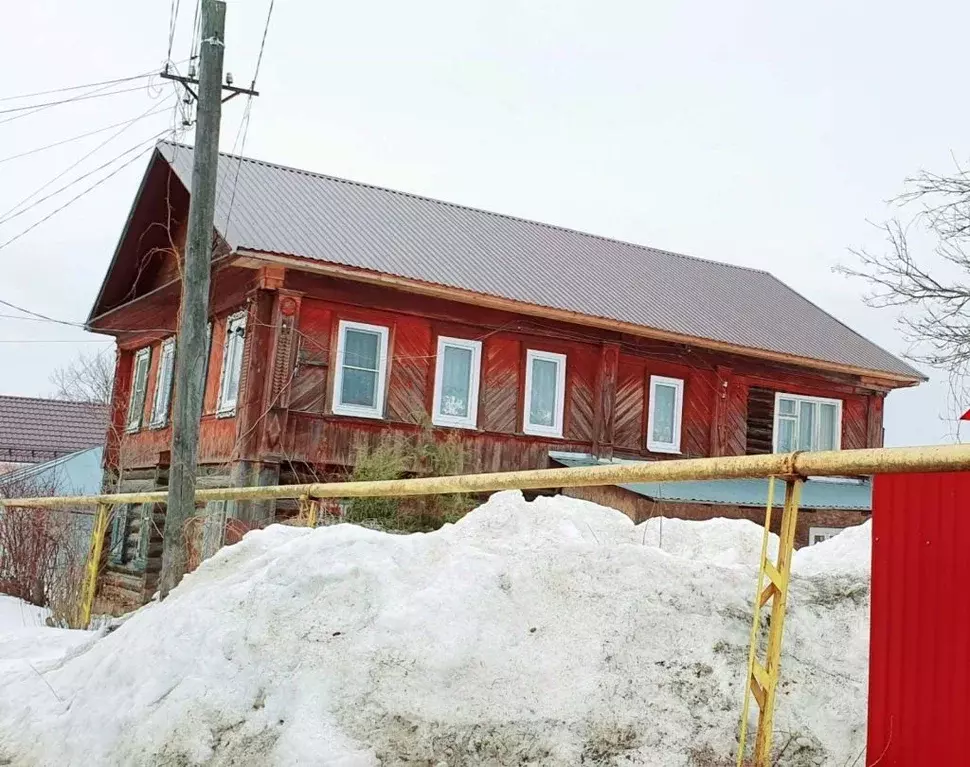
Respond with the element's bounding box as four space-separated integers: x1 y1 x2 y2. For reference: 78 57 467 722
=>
0 493 871 766
637 515 780 567
0 595 101 688
793 520 872 578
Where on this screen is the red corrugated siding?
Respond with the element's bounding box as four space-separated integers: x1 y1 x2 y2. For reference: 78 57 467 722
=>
867 472 970 765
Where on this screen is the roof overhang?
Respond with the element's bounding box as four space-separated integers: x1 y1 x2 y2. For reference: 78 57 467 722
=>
233 248 925 389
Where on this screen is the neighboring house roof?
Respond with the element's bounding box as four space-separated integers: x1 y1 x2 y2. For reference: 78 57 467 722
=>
0 396 109 464
550 451 872 511
103 141 920 381
0 446 104 496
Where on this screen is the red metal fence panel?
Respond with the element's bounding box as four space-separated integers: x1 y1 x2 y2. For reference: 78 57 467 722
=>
867 472 970 765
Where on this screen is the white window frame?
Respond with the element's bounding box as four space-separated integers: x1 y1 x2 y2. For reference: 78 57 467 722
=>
217 311 248 416
523 349 567 438
126 347 152 433
432 336 482 429
647 375 684 454
150 337 176 429
772 392 843 453
331 320 390 420
809 526 843 545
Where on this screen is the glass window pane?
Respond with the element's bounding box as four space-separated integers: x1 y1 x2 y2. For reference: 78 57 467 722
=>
341 368 378 407
529 358 558 427
799 401 815 450
441 345 472 417
226 338 242 394
344 329 379 371
818 403 837 450
777 417 796 452
652 383 676 444
778 397 797 416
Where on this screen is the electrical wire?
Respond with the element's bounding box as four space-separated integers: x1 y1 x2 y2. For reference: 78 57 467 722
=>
0 68 169 103
0 96 176 223
0 101 175 165
221 96 253 238
251 0 276 88
0 134 172 253
0 83 161 117
167 0 183 63
221 0 276 237
0 128 172 229
190 0 203 63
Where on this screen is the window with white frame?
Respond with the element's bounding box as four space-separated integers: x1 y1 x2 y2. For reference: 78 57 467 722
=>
150 337 176 428
523 349 566 437
773 393 842 452
126 347 152 432
432 336 482 429
647 375 684 453
332 320 390 419
217 311 247 415
809 526 843 546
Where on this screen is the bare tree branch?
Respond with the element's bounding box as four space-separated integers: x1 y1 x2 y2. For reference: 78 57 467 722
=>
49 350 114 405
837 161 970 386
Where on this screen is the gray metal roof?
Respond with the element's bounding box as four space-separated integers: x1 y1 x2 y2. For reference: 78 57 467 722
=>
157 141 920 380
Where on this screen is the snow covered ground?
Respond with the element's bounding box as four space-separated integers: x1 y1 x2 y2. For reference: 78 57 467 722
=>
0 492 871 766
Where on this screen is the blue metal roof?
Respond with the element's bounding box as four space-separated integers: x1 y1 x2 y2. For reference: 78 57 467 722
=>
549 452 871 511
0 446 103 496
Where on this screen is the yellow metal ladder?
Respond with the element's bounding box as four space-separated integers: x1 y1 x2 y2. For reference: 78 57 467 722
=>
737 476 803 767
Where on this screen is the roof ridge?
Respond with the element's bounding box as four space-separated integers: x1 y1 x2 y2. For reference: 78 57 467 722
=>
0 394 108 408
159 140 771 277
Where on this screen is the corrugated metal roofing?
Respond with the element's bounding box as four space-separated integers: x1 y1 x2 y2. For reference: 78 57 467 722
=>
157 141 920 380
0 396 109 464
868 472 970 763
550 451 872 510
0 446 104 495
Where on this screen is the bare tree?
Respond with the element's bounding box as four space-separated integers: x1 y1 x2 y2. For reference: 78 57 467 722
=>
50 349 114 405
838 162 970 416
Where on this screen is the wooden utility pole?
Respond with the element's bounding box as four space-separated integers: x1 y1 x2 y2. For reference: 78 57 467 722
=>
159 0 227 599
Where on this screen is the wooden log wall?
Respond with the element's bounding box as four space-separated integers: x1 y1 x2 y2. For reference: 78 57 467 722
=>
99 264 893 480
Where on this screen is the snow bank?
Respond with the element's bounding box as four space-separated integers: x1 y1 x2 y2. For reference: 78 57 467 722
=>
0 493 871 766
0 595 48 631
793 521 872 578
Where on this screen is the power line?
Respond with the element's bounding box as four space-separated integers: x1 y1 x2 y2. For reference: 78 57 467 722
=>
189 0 203 63
251 0 276 88
0 68 169 103
0 94 174 224
0 135 171 253
0 298 82 328
222 0 275 234
0 82 159 117
0 96 176 224
0 101 174 165
167 0 183 63
221 96 253 237
0 128 172 228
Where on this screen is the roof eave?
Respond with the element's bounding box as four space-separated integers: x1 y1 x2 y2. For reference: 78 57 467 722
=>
233 249 925 388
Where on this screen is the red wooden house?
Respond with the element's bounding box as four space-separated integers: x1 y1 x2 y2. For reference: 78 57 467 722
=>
86 141 922 608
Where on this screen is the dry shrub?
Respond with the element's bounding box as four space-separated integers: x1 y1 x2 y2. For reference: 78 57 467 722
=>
345 427 476 533
0 474 89 626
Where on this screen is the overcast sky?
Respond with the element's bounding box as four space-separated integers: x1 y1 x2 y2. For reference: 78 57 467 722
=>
1 1 966 446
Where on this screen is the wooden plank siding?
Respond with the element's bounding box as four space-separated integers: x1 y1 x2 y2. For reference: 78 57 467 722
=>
99 265 890 476
481 336 520 434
